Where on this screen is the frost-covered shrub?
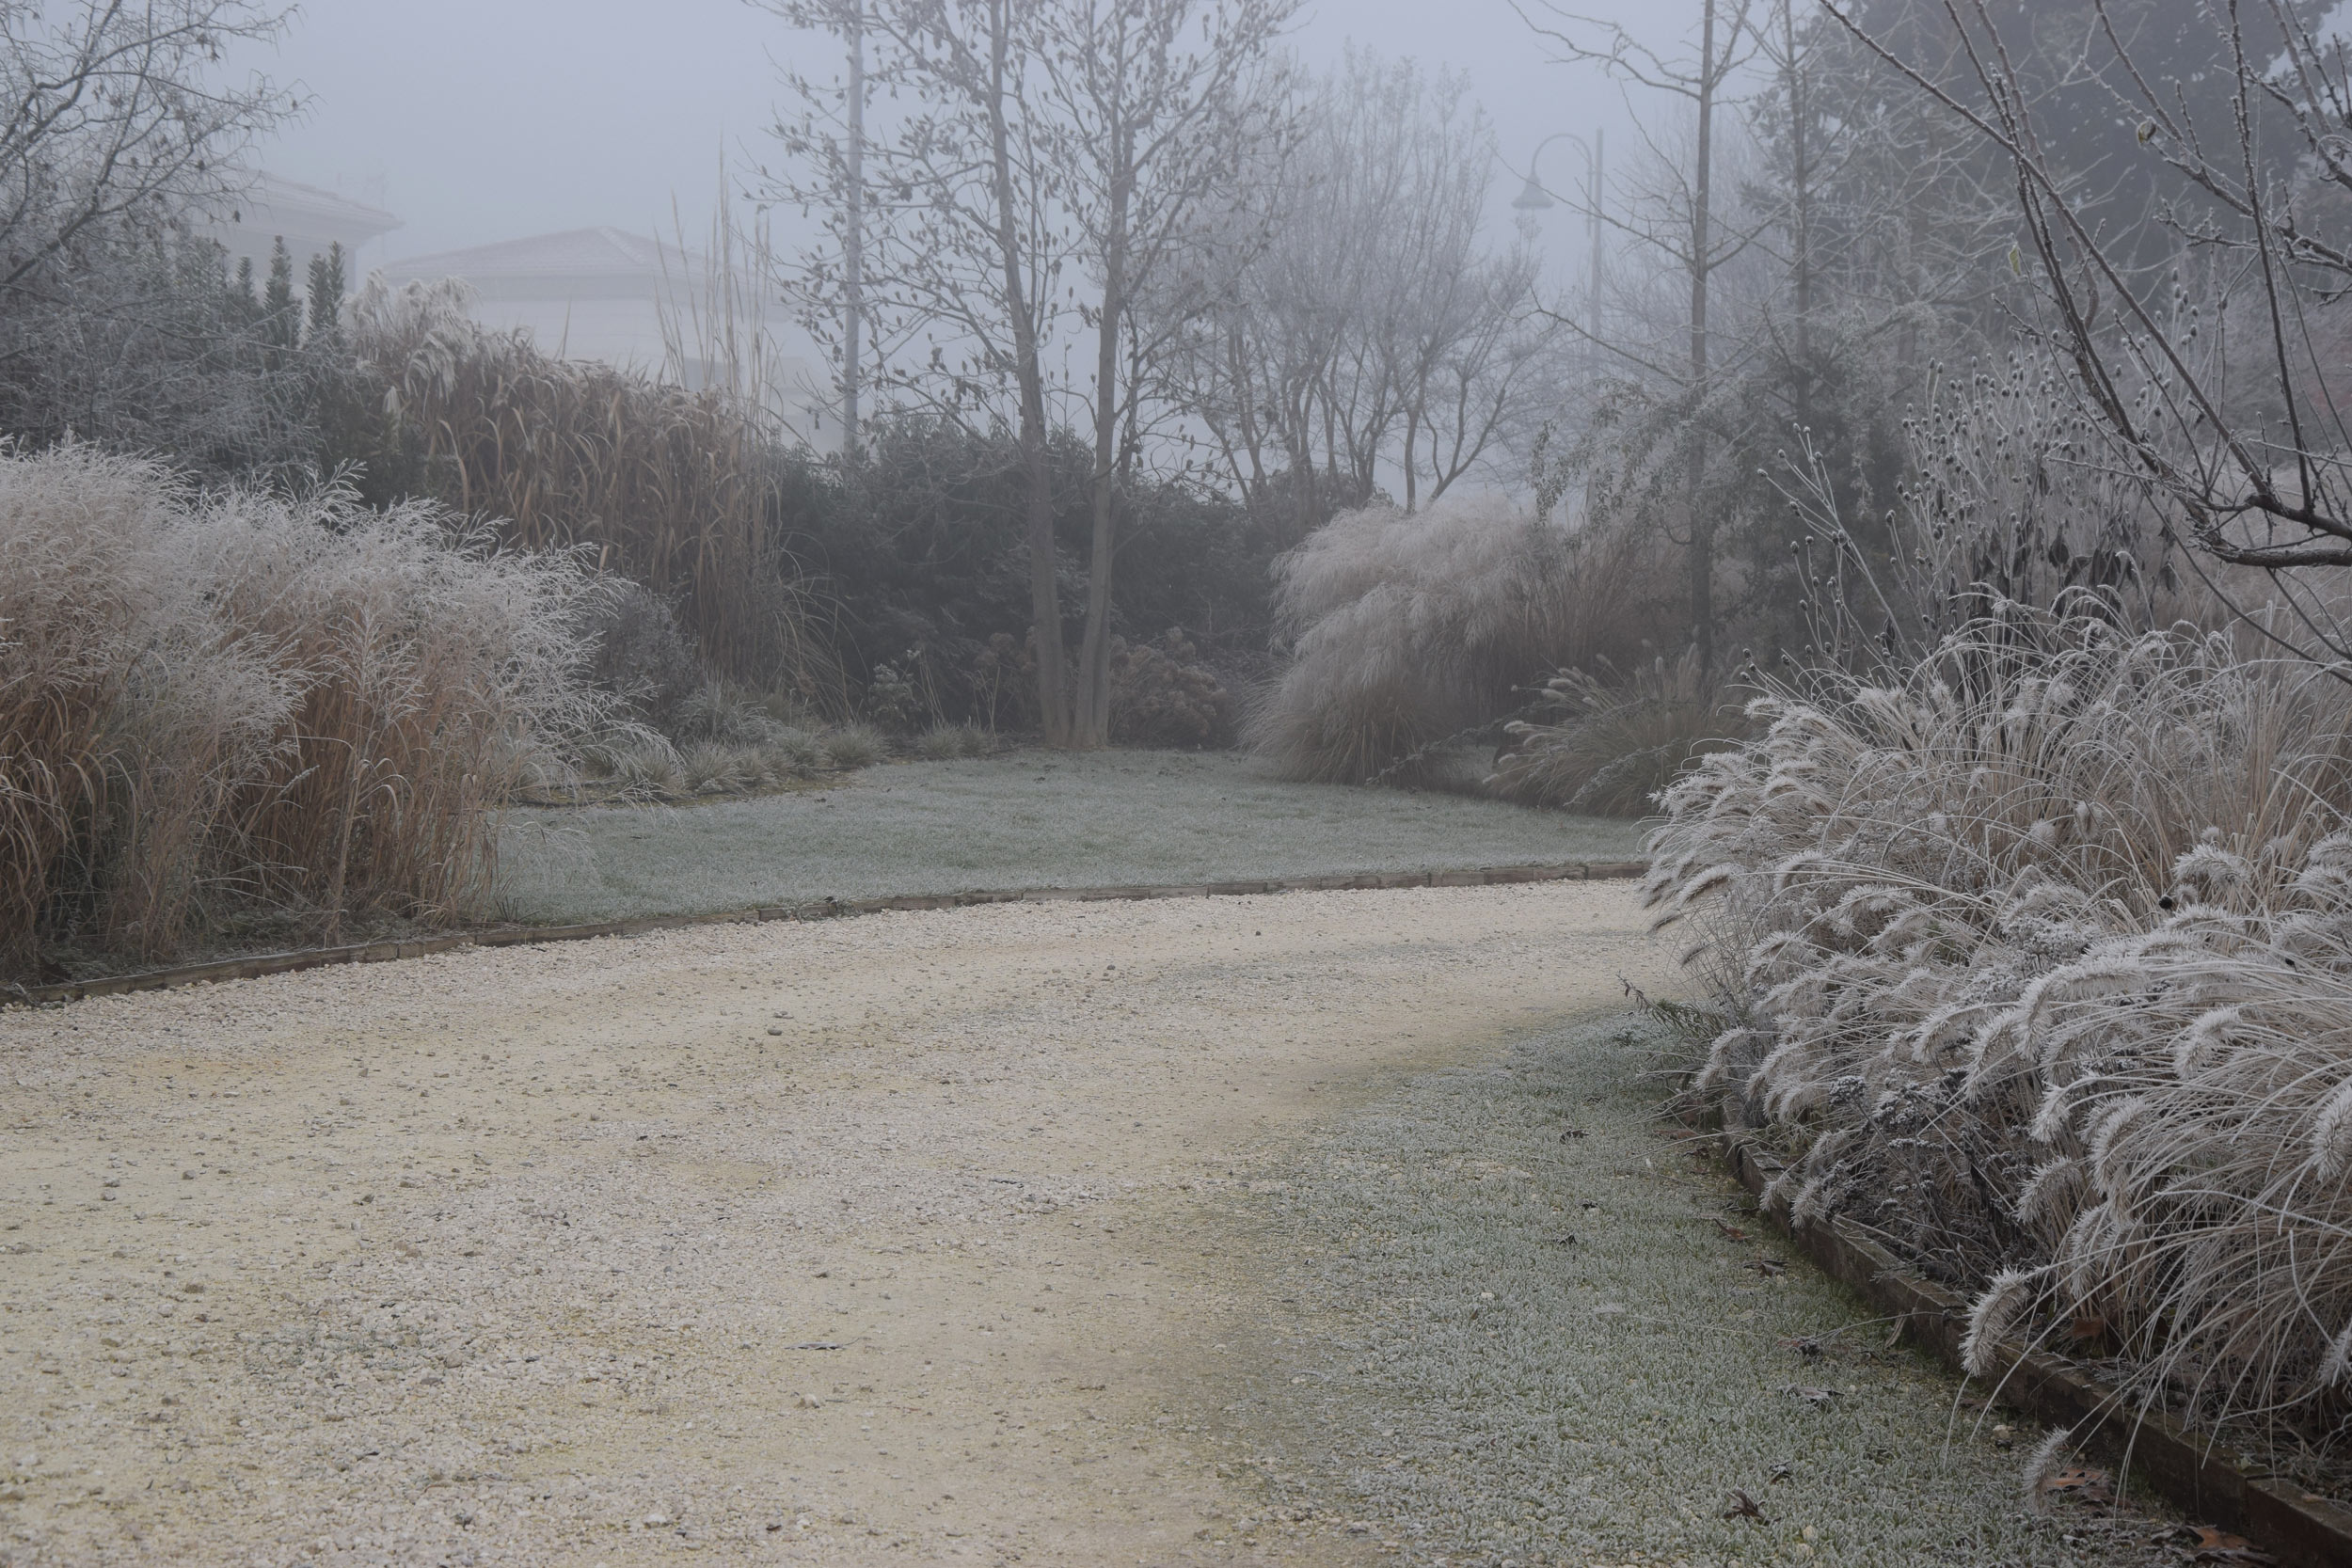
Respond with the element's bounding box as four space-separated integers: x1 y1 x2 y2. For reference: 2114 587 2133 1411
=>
584 581 701 733
0 446 602 974
1486 650 1746 816
682 742 768 796
672 679 787 748
822 724 885 771
764 726 826 777
1649 604 2352 1445
1248 495 1661 784
611 745 686 799
861 655 929 732
913 724 967 761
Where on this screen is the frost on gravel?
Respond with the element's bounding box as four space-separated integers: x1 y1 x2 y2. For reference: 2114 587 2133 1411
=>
1236 1013 2170 1568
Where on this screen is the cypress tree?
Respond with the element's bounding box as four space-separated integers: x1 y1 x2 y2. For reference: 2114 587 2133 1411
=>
306 242 345 343
262 237 297 368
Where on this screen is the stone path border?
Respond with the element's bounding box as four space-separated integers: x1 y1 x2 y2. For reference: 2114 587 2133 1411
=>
3 859 1649 1010
1708 1116 2352 1567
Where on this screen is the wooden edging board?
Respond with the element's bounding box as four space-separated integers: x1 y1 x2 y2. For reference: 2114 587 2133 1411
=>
4 859 1650 1011
1705 1118 2352 1567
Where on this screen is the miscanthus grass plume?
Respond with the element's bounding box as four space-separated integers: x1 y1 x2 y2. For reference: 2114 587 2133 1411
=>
1647 604 2352 1457
1247 494 1660 784
0 445 602 976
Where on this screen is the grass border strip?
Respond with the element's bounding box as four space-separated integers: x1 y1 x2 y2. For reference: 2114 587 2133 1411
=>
1707 1117 2352 1567
6 859 1649 1010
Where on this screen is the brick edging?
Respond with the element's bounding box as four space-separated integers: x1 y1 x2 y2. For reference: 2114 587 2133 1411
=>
1703 1117 2352 1566
5 860 1649 1010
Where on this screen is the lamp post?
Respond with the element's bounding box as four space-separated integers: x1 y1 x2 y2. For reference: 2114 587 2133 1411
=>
1513 130 1604 325
841 1 866 462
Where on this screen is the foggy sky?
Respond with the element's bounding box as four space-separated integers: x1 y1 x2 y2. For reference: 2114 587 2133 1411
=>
250 0 1686 272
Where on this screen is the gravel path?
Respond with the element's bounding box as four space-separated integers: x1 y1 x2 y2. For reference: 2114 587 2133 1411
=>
0 881 1664 1567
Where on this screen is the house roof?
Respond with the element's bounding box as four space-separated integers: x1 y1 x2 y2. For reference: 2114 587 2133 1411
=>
236 173 401 239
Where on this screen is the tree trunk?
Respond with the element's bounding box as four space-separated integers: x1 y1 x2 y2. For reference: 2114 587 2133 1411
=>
1074 119 1133 750
1782 0 1812 432
1688 0 1718 676
982 0 1069 746
1402 404 1420 512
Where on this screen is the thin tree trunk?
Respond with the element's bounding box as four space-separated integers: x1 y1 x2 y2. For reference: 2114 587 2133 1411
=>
1074 119 1133 750
1688 0 1718 675
1783 0 1812 430
1402 404 1420 512
981 0 1068 746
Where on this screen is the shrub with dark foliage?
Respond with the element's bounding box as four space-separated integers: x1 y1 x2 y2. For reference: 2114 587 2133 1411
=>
778 419 1275 724
1109 631 1233 748
581 581 702 733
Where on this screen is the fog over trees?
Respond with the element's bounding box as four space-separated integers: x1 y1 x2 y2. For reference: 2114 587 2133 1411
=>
4 0 2348 733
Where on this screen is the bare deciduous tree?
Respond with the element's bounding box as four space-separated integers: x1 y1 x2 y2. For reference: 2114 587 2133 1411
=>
1165 51 1558 540
1829 0 2352 657
1036 0 1297 746
0 0 294 302
763 0 1075 736
762 0 1295 748
1520 0 1758 673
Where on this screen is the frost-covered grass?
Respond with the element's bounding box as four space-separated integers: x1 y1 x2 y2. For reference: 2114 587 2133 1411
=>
1650 608 2352 1471
2 445 599 978
492 748 1643 925
1232 1012 2169 1567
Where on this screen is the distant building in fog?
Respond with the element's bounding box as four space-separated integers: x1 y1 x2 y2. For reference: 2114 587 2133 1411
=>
373 227 830 445
203 172 403 278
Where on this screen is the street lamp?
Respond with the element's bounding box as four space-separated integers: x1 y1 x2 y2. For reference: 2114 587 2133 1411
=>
1514 130 1605 317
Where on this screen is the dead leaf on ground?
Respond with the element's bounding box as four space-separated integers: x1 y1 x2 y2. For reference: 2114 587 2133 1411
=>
2165 1525 2277 1564
1721 1488 1772 1526
1767 1462 1793 1484
1560 1129 1588 1141
1544 1233 1578 1246
2035 1465 2114 1508
1745 1256 1787 1276
1715 1219 1750 1242
1778 1335 1823 1359
1782 1385 1840 1408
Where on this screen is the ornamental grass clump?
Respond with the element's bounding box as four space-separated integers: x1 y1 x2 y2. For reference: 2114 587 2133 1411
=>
1647 603 2352 1453
1247 494 1659 784
820 723 884 771
1486 649 1746 816
348 277 839 695
0 445 601 977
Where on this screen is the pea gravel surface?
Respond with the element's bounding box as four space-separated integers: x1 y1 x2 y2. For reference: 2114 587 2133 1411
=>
0 881 1658 1567
0 885 2182 1568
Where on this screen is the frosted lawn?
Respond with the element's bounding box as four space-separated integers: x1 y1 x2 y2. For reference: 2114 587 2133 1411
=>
493 749 1644 926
